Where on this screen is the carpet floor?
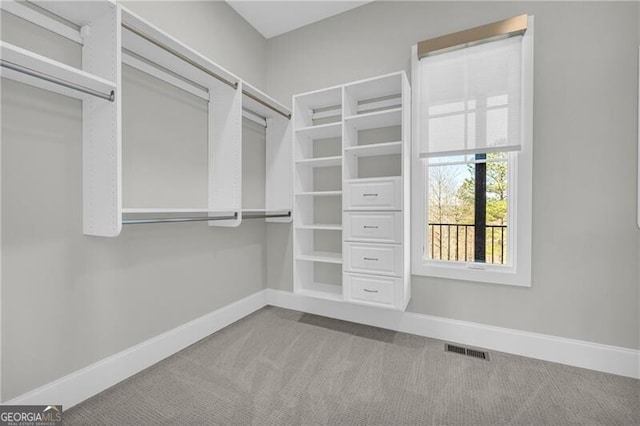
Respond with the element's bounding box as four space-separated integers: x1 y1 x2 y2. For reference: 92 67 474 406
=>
65 306 640 425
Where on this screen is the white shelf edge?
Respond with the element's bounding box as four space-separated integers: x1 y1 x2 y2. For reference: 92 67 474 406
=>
296 251 343 264
0 41 116 100
342 70 406 89
295 191 342 196
295 121 341 133
344 141 402 157
295 156 342 167
343 107 402 123
121 6 239 86
292 84 343 100
0 0 84 44
242 81 291 119
296 224 343 231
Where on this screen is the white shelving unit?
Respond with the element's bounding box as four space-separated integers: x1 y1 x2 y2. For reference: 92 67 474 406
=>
1 1 292 235
292 85 344 300
292 71 411 310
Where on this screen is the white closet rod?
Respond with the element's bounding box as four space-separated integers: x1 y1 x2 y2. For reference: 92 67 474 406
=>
123 22 290 120
0 59 115 101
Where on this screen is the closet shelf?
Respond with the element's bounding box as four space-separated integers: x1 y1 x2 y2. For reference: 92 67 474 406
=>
343 108 402 130
295 122 342 139
296 224 342 231
295 191 342 197
296 252 343 264
296 156 342 168
0 41 116 102
344 141 402 157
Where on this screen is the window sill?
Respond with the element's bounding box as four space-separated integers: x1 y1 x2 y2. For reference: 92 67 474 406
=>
412 260 531 287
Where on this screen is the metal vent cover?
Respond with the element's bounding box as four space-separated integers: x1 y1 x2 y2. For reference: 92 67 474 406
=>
445 343 490 361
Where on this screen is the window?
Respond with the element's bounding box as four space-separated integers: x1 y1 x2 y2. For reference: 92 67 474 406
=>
411 16 534 286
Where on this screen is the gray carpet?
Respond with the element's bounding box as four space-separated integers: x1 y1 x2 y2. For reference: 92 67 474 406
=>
65 306 640 425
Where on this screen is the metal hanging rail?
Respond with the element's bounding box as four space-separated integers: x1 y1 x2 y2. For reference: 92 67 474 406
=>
0 60 115 101
123 212 238 225
242 90 291 120
122 22 239 90
243 211 292 220
123 21 291 121
122 211 291 225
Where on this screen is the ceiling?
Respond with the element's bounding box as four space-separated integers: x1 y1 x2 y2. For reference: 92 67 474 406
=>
226 1 372 39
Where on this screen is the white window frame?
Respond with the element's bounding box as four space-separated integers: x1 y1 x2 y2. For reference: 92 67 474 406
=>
411 16 534 287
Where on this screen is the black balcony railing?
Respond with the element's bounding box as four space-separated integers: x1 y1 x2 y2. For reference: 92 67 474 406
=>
428 223 508 264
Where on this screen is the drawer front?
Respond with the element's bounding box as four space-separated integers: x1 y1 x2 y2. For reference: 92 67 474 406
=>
345 178 401 210
346 273 399 307
344 212 402 244
344 243 402 276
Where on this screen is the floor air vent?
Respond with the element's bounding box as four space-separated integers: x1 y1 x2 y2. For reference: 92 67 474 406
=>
445 343 490 361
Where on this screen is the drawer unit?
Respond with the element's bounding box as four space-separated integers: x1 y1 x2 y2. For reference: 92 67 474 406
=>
344 212 402 244
345 177 401 210
345 273 401 307
344 242 402 276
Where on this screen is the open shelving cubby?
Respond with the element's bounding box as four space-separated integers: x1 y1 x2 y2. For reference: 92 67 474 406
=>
293 85 344 301
343 73 406 181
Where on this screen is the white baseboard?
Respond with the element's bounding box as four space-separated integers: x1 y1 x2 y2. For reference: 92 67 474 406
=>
5 287 638 410
266 289 640 379
5 290 269 409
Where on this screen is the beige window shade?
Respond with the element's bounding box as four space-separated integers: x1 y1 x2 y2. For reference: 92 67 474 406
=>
418 14 528 59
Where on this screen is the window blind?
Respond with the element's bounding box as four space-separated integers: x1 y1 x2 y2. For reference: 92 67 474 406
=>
418 36 523 158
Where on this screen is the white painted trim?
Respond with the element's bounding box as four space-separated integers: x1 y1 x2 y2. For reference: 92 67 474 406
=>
266 289 640 379
410 18 534 287
5 290 268 408
5 288 637 409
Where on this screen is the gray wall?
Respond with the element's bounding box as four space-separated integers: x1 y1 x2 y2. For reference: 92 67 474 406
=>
265 1 640 350
123 1 267 89
1 2 268 401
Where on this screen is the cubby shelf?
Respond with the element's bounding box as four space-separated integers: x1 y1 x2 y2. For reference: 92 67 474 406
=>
296 156 342 168
344 141 402 157
295 191 342 197
295 122 342 140
296 251 342 264
343 108 402 130
296 224 342 231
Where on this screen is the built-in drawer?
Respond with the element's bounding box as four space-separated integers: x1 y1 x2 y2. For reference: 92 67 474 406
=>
345 177 401 210
344 242 402 276
345 273 400 307
344 212 402 244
